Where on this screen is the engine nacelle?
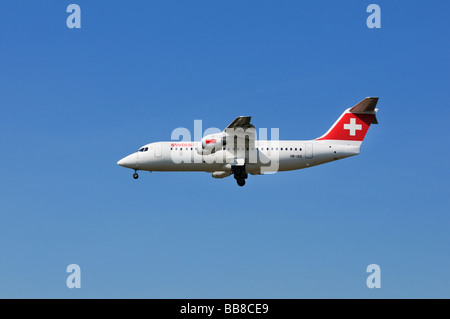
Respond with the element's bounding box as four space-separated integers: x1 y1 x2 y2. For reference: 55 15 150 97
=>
212 171 231 179
197 133 226 155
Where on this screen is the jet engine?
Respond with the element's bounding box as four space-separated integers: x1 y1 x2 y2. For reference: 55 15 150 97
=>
212 171 231 179
197 133 227 155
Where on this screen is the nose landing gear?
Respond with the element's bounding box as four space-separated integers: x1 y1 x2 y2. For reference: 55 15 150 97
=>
133 170 139 179
232 165 247 187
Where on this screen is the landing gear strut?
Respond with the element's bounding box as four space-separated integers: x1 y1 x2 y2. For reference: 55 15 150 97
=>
133 170 139 179
232 165 247 187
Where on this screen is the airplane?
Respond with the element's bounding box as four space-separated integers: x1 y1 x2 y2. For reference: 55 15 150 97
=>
117 97 379 186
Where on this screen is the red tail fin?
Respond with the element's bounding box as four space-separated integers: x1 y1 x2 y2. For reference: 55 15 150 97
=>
316 97 378 142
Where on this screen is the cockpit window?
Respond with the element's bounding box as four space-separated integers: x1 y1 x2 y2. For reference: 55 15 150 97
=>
138 147 149 152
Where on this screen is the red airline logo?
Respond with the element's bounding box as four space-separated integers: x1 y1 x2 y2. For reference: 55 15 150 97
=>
317 113 375 141
171 143 194 147
205 139 217 144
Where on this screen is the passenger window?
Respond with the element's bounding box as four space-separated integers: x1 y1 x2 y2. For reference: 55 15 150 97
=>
290 148 292 151
295 148 297 151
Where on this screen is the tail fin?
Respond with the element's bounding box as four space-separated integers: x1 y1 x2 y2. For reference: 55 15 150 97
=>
316 97 379 142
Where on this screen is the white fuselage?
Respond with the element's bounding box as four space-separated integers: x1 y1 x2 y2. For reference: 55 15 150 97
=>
119 139 361 175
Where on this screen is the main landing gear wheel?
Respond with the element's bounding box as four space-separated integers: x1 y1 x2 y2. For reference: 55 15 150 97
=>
232 165 247 187
236 177 246 187
133 171 139 179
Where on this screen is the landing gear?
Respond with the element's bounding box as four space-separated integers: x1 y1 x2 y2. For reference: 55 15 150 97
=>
232 165 248 187
234 166 243 175
236 177 246 187
133 170 139 179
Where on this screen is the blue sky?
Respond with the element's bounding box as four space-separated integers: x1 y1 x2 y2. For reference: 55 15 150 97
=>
0 1 449 298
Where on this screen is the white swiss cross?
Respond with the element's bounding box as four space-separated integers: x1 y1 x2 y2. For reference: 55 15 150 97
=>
344 118 362 136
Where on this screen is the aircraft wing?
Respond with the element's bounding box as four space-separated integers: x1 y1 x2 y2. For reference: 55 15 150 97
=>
225 116 254 130
223 116 256 163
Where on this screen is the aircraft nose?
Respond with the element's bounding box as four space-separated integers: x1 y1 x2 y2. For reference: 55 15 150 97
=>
117 154 138 168
117 157 127 167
